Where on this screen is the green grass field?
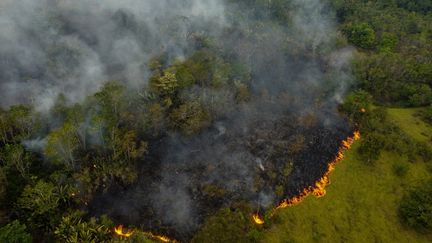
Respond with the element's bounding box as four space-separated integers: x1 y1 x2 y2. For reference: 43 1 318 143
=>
387 108 432 143
261 108 432 243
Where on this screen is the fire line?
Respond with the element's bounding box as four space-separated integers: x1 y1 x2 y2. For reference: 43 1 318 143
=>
142 232 177 243
253 130 361 225
114 131 361 236
114 224 178 242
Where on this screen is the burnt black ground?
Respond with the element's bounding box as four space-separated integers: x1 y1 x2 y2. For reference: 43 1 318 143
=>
89 105 352 241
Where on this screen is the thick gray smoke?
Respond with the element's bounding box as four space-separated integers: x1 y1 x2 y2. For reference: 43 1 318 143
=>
0 0 354 239
0 0 227 111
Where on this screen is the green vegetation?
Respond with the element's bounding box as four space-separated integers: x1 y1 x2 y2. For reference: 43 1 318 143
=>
192 206 258 243
345 23 376 49
54 211 113 243
388 108 432 142
0 220 32 243
260 107 432 242
0 0 431 242
0 31 252 242
399 181 432 232
332 0 432 106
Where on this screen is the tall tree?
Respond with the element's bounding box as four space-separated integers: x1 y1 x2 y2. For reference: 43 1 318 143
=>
0 144 31 178
45 123 81 168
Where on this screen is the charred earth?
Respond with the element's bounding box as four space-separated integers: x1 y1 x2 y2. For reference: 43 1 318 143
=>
89 104 353 241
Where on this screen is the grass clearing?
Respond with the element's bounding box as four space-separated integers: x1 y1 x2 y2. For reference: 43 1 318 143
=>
261 108 432 243
387 108 432 143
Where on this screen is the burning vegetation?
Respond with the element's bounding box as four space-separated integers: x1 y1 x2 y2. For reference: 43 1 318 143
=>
252 214 265 225
253 131 361 224
142 232 176 243
114 225 134 238
0 0 361 242
114 224 178 242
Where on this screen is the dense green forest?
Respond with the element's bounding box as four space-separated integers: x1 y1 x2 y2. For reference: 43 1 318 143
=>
1 0 432 242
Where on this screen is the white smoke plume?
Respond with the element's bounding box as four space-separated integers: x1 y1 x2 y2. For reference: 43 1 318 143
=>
0 0 227 111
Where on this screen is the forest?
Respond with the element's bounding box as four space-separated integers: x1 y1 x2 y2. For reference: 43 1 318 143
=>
0 0 431 242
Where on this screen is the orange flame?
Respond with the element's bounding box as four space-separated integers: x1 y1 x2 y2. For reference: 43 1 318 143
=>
114 225 134 238
271 130 360 214
143 232 177 242
252 213 265 225
156 235 171 242
114 225 177 242
353 130 361 140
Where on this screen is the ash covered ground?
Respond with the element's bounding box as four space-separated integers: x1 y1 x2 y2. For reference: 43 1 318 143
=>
90 105 353 240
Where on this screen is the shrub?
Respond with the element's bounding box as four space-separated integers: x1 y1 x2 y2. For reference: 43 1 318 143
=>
0 220 32 243
408 85 432 107
358 133 385 164
414 142 432 162
420 106 432 124
393 162 409 177
378 32 398 53
191 207 257 243
54 211 112 243
340 90 373 123
399 182 432 232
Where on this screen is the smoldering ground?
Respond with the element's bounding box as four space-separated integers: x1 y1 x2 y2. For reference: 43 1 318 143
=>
0 0 354 241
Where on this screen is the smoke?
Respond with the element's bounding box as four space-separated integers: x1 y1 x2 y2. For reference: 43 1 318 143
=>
21 138 47 152
0 0 227 111
0 0 355 239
